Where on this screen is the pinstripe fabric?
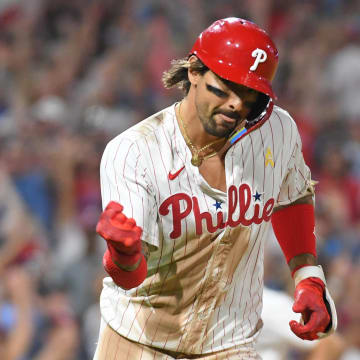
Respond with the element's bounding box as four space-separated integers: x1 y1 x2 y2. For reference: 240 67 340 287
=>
97 104 313 356
94 321 260 359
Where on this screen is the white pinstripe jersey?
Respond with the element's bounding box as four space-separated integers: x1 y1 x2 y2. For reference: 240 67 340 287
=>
99 103 313 354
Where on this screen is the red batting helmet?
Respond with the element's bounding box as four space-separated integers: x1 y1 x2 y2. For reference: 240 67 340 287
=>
190 18 278 125
190 17 278 100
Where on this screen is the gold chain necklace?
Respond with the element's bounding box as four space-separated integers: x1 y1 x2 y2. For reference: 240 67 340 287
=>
178 102 226 167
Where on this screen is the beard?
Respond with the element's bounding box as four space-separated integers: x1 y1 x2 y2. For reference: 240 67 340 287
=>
199 111 240 138
195 98 242 138
201 116 233 137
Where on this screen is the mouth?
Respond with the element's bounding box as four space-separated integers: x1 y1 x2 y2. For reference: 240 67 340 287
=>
216 113 239 128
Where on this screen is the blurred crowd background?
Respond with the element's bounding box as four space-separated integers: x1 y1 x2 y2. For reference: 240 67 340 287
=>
0 0 359 359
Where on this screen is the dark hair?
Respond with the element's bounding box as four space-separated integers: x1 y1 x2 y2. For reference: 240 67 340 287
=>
162 56 270 124
162 56 208 94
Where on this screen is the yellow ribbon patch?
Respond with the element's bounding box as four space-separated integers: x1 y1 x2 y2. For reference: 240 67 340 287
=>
265 147 274 168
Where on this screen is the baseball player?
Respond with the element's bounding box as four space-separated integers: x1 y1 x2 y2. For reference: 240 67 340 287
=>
94 18 337 359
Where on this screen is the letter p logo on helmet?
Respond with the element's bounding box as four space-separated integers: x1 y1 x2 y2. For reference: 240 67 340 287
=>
250 48 267 71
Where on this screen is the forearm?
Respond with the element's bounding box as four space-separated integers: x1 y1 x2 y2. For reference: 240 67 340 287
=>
113 241 150 271
272 195 337 339
103 250 147 289
97 202 148 289
271 195 317 270
113 256 142 271
288 253 317 274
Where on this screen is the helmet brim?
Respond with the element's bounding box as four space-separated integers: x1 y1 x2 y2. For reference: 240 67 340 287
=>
191 50 277 100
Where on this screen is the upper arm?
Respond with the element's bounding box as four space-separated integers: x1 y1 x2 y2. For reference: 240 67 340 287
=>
275 124 315 209
100 137 159 247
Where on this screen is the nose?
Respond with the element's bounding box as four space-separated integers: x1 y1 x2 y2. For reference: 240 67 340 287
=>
226 93 243 112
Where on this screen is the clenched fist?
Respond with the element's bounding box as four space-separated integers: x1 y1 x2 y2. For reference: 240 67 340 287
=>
96 201 143 267
290 277 331 340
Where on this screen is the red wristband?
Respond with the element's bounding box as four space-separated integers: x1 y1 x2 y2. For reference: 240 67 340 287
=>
271 203 316 264
107 242 142 267
103 249 147 289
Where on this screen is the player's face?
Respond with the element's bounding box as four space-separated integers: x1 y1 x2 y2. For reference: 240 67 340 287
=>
191 70 259 138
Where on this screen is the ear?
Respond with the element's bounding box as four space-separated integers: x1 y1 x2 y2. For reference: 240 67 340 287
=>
188 55 201 86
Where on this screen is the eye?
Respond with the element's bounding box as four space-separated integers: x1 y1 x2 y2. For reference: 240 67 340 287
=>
243 93 259 109
243 100 257 109
206 84 228 98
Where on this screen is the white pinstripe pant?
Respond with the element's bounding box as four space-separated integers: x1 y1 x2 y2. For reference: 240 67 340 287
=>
93 319 261 360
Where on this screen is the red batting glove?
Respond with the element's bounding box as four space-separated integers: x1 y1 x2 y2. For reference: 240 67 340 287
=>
96 201 143 267
290 277 330 340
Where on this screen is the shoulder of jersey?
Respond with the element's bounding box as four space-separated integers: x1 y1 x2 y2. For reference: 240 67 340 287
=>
271 104 297 129
109 105 172 146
